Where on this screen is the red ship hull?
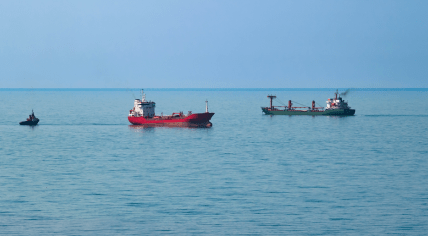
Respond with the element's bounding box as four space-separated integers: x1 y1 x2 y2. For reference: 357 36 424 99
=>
128 112 214 127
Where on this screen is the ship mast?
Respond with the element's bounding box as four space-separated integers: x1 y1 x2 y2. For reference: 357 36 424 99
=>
141 89 146 102
267 95 277 109
205 100 209 113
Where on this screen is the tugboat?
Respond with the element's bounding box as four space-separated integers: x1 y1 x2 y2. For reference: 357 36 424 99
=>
19 110 40 125
262 90 355 116
128 90 214 127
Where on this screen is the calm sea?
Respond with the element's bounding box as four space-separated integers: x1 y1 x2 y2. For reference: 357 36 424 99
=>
0 89 427 235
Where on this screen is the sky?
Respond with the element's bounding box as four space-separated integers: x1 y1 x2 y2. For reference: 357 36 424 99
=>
0 0 427 88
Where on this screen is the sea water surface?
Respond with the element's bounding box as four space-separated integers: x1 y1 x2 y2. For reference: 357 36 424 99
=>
0 89 427 235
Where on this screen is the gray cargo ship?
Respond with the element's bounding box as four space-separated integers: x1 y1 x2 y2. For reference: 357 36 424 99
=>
261 91 355 116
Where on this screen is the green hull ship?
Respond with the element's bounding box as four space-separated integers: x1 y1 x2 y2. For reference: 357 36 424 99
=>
261 91 355 116
262 108 355 116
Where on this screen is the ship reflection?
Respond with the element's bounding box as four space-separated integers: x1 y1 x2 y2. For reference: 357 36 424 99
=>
21 125 38 130
128 125 156 133
326 115 355 119
128 124 212 131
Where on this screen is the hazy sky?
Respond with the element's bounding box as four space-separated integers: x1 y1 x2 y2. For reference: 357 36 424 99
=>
1 0 427 88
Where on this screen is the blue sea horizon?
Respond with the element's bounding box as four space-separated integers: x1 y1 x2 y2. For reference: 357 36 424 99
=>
1 89 427 235
1 87 428 92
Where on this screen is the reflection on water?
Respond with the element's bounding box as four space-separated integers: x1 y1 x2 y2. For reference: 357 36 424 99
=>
20 124 38 130
128 125 156 133
128 124 212 132
326 115 356 119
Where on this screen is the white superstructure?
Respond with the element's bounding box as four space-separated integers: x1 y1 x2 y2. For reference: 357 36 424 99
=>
326 91 351 110
129 90 156 117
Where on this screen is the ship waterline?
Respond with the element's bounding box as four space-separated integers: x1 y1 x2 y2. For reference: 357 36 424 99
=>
128 112 214 127
261 108 355 116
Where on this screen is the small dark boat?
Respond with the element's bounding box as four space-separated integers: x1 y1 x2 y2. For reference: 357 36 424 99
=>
19 110 39 126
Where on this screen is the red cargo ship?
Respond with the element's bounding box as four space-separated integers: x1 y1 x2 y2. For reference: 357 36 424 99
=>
128 90 214 127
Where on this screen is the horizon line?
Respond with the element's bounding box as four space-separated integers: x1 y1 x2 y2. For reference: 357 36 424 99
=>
0 88 427 91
